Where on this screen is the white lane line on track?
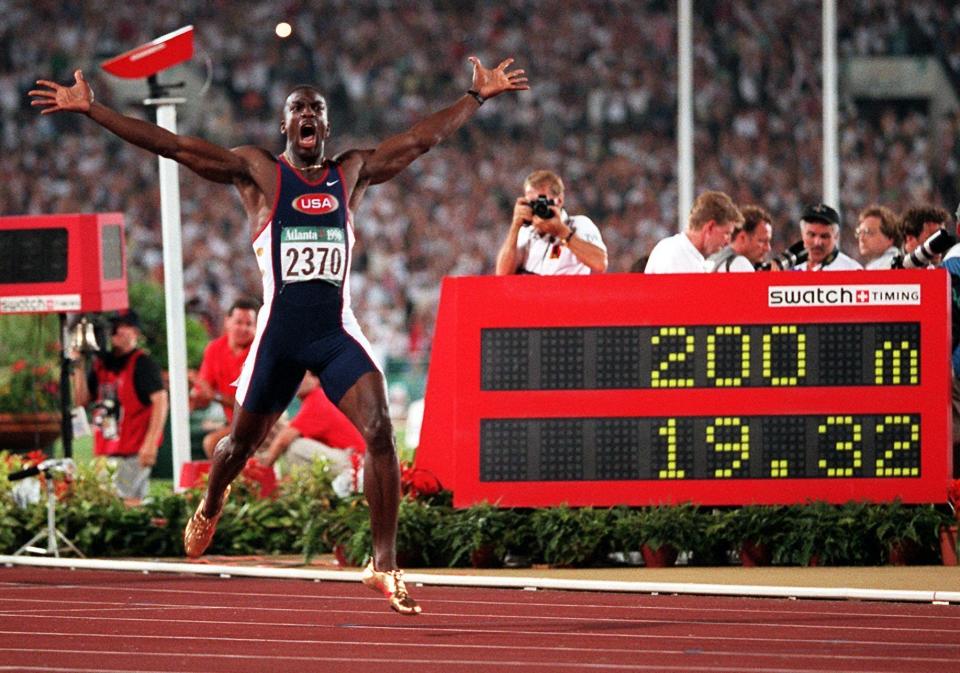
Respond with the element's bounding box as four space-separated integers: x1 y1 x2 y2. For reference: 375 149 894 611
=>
0 583 957 622
0 629 953 666
0 600 955 636
1 614 957 651
0 648 930 673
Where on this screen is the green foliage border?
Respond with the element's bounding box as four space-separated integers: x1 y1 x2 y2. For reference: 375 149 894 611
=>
0 454 954 567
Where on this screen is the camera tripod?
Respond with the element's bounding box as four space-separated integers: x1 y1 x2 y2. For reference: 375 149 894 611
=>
13 467 84 558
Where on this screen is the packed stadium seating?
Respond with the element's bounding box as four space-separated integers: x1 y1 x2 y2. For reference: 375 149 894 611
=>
2 0 958 369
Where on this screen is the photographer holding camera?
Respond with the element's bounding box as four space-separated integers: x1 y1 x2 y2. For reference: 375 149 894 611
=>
495 170 607 275
900 206 953 267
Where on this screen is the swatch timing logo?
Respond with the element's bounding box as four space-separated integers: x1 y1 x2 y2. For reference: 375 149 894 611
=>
768 284 921 307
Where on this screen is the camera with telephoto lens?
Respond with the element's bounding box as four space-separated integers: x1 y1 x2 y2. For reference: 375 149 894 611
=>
757 240 808 271
891 228 956 269
528 195 557 220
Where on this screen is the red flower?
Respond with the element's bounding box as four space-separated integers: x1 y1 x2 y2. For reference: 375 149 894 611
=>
948 479 960 519
24 450 48 467
10 359 27 373
399 460 441 499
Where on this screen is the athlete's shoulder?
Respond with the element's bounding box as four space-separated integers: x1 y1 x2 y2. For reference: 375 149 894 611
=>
331 148 371 167
230 145 277 168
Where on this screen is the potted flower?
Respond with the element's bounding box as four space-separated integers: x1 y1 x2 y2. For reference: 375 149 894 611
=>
614 503 702 567
716 505 793 566
774 501 878 566
870 499 946 565
0 315 62 453
0 360 62 453
530 505 613 567
440 501 520 568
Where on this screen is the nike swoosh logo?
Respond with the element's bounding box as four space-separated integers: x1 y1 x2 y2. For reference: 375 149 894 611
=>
326 180 339 186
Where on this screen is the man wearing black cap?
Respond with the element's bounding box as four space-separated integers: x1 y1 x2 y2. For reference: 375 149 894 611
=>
798 204 862 271
72 310 168 504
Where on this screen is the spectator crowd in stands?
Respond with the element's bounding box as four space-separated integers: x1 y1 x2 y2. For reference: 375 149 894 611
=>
2 0 959 370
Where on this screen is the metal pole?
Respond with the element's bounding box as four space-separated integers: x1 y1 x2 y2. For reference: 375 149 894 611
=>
145 97 191 492
45 476 58 556
822 0 839 207
677 0 694 232
58 313 72 459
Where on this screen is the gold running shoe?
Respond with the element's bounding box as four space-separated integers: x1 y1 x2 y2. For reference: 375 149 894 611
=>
361 560 422 615
183 485 231 559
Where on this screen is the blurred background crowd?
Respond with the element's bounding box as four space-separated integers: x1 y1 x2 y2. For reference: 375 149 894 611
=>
2 0 959 397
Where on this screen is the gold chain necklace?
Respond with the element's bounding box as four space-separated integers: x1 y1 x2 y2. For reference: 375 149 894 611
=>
283 150 326 170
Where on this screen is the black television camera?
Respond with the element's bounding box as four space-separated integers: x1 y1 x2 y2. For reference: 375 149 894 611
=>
891 228 956 269
757 240 808 271
526 195 557 221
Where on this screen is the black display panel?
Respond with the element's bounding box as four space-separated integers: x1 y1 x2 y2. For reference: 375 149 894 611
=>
481 323 920 390
480 413 922 482
0 228 68 283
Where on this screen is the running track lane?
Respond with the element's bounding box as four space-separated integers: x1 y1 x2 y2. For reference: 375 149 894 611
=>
0 567 958 673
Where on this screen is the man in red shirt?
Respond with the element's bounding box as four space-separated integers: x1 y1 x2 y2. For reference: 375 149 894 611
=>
258 372 364 480
190 299 259 456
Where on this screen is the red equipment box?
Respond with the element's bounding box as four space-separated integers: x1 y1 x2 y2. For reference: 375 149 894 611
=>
0 213 128 314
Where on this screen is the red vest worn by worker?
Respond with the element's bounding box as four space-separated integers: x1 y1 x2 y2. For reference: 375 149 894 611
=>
92 350 158 457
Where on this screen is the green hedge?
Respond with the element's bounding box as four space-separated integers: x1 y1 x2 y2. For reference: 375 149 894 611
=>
0 453 953 566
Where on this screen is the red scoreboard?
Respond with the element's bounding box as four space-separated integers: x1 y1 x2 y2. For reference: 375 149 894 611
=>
0 213 128 314
415 270 951 507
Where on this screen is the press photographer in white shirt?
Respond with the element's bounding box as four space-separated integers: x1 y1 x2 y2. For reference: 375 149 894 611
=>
495 170 607 275
645 190 743 274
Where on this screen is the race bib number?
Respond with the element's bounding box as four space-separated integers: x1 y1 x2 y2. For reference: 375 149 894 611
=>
281 226 347 286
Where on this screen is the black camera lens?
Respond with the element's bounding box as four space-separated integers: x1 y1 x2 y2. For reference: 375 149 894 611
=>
758 240 807 271
897 228 956 269
530 196 556 220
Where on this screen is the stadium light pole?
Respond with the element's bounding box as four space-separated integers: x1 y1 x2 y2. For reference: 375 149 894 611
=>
822 0 840 207
102 27 195 492
677 0 694 232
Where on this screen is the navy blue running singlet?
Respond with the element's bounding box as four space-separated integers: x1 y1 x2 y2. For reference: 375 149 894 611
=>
235 155 380 412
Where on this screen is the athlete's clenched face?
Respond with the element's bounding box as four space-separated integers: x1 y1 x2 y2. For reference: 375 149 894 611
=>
281 88 329 160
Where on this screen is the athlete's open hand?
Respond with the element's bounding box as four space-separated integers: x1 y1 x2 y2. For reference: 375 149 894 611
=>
29 69 94 115
468 56 529 100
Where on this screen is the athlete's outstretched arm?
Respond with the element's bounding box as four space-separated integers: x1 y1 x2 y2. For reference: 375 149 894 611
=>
30 69 251 184
352 57 528 186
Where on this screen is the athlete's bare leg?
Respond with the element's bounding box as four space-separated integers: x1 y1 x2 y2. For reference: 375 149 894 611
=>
337 370 401 571
338 371 418 614
201 425 231 458
200 408 281 518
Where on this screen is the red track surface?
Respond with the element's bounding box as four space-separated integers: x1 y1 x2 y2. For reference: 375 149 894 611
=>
0 566 958 673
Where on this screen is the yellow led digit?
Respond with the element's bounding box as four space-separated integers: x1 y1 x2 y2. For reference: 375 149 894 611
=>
657 418 685 479
817 416 862 477
651 327 695 388
706 416 749 478
707 326 750 387
875 415 921 477
761 325 806 386
769 459 789 478
874 340 919 385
